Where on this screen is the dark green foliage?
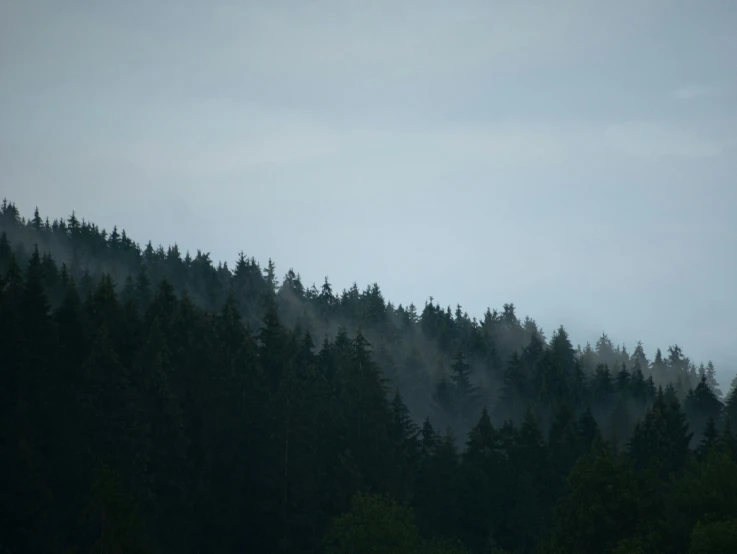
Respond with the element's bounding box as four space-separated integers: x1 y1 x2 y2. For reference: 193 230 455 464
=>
0 201 733 554
323 492 421 554
458 407 508 552
672 449 737 532
415 428 461 542
696 417 720 461
686 375 724 443
629 388 693 478
577 407 601 452
726 384 737 433
389 390 420 503
82 464 152 554
544 442 645 554
688 517 737 554
497 352 528 424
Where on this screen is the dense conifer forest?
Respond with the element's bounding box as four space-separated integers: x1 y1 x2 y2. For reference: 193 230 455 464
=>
1 199 736 553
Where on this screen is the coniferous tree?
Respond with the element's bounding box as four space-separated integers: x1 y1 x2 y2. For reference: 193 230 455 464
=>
703 361 723 399
2 200 735 554
449 350 479 432
544 442 643 554
725 384 737 438
685 375 723 443
577 408 601 453
388 390 420 504
720 420 737 460
417 428 460 543
459 407 507 553
629 388 692 478
497 352 528 424
696 416 719 461
548 403 580 483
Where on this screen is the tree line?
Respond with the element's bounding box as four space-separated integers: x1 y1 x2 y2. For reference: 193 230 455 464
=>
1 199 736 553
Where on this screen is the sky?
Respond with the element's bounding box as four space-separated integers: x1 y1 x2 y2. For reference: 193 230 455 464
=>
2 0 736 388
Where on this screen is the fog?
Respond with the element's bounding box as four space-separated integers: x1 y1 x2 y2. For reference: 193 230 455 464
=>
2 0 736 388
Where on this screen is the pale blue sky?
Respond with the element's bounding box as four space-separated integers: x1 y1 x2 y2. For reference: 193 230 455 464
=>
2 0 736 387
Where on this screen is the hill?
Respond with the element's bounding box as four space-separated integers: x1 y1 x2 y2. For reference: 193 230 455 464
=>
2 199 737 553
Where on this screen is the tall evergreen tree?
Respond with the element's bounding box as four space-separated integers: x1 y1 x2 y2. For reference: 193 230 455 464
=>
629 388 692 478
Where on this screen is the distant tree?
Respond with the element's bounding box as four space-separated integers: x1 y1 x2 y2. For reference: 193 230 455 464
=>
449 350 480 430
550 325 576 375
497 352 529 423
3 199 734 554
263 258 278 293
685 375 723 443
703 361 723 399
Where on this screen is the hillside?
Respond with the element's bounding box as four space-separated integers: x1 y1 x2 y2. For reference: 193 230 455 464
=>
2 199 737 553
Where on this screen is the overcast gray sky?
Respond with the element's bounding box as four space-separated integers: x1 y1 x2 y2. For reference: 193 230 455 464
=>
2 0 736 387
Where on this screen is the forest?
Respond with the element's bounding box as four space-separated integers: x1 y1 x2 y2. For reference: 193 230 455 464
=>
1 198 736 554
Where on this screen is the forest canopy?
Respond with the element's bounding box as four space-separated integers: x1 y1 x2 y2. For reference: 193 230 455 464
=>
1 199 736 554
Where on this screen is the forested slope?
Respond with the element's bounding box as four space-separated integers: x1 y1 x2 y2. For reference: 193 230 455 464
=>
1 199 736 553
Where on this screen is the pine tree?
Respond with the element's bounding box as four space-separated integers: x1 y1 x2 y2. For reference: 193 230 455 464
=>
577 408 601 452
650 348 667 382
548 403 580 480
400 348 429 412
433 372 456 426
696 416 719 461
497 352 528 424
595 333 616 367
550 326 576 375
17 246 58 475
459 407 507 552
592 364 614 406
259 295 288 392
673 448 737 543
0 232 12 274
135 265 152 313
629 388 692 477
416 428 460 542
389 390 420 503
704 361 723 398
450 350 479 431
136 317 190 552
420 418 439 458
545 442 642 554
508 408 549 552
685 374 723 443
7 199 737 553
87 273 124 356
726 384 737 436
80 325 138 480
264 258 278 294
720 420 737 460
318 277 337 319
0 247 55 552
615 364 631 395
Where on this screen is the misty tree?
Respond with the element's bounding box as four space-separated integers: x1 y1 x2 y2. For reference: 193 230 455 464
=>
1 200 735 554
